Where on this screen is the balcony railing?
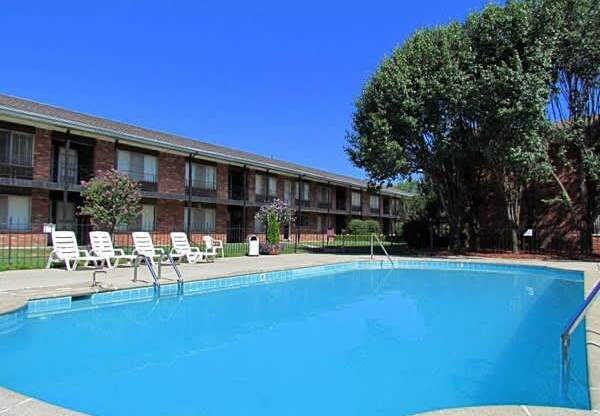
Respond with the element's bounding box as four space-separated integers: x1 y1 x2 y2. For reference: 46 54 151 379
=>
295 198 311 208
351 205 362 212
187 178 217 197
118 170 157 192
256 194 277 204
0 162 33 180
336 201 346 211
370 207 380 215
54 164 79 185
317 201 331 209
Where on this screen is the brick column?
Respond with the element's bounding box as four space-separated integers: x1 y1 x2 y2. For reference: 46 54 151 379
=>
216 163 229 201
156 200 184 232
216 203 228 241
247 169 256 203
330 186 336 210
93 139 115 175
593 236 600 255
31 189 50 230
33 128 52 180
158 153 186 194
362 192 370 217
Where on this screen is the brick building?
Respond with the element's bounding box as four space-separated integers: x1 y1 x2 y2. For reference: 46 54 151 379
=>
0 94 410 246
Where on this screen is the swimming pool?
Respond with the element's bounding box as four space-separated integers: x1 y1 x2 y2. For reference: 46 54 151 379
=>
0 261 590 415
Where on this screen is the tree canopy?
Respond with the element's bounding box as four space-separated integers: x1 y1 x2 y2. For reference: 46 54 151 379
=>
347 0 600 253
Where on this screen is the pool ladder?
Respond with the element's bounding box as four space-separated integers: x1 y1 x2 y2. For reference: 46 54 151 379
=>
370 233 394 268
132 254 184 290
560 265 600 384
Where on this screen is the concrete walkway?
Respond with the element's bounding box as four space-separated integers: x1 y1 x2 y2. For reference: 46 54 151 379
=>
1 254 599 416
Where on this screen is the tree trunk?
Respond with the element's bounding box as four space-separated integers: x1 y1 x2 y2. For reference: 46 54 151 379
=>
503 173 522 254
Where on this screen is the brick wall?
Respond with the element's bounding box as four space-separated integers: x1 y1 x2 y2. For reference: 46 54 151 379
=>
330 186 336 210
158 153 186 194
593 236 600 255
216 163 229 201
31 189 49 228
33 128 51 180
362 192 370 217
155 200 184 232
216 203 227 233
93 139 115 175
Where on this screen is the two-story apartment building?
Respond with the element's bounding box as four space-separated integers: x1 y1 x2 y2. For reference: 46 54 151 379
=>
0 94 410 245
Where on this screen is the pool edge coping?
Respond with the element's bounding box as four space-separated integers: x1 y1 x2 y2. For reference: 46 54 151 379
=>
0 256 598 416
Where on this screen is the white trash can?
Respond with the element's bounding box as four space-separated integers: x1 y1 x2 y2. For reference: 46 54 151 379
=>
248 235 260 256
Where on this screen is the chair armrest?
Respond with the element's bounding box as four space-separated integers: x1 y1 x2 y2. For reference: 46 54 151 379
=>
115 249 126 256
190 247 201 253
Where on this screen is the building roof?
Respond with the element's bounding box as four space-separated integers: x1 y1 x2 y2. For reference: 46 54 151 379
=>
0 93 411 197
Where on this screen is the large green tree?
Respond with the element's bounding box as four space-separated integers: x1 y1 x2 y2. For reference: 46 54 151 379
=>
347 23 476 251
545 0 600 254
465 1 555 252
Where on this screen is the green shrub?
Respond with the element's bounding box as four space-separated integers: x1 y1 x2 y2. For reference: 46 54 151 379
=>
348 219 367 234
266 212 280 245
364 219 380 234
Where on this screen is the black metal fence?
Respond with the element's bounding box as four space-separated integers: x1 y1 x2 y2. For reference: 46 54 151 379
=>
0 222 409 271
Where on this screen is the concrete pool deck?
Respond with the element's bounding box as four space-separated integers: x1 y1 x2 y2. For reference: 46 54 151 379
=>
0 253 599 416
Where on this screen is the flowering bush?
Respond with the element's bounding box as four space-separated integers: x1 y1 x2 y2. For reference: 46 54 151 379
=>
79 170 142 234
254 198 294 226
255 199 294 252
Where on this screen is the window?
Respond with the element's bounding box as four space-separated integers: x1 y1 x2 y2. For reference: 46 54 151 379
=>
117 204 155 231
295 182 310 201
0 130 34 178
0 195 31 230
185 162 216 190
268 176 277 197
117 149 157 183
255 175 277 197
255 174 265 196
57 147 79 184
184 206 216 232
316 215 329 232
370 195 380 209
318 186 329 203
55 201 76 227
284 180 293 203
298 213 310 227
351 191 361 208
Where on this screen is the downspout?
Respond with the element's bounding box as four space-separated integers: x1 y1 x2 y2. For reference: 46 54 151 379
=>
242 164 247 239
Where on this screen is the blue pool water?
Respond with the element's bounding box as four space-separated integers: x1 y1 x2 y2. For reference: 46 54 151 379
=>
0 262 590 415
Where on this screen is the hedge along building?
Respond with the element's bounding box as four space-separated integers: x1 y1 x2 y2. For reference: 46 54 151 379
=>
0 93 411 247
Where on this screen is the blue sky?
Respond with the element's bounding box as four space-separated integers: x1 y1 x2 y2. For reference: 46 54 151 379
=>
3 0 490 179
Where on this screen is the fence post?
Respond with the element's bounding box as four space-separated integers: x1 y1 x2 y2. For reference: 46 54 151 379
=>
7 219 12 266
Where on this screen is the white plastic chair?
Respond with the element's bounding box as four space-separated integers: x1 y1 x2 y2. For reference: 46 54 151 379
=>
170 232 205 263
89 231 136 269
203 235 224 258
132 232 165 265
46 231 105 271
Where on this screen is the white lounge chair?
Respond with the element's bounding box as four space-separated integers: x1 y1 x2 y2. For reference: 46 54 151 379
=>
89 231 136 269
132 232 165 265
46 231 105 271
203 235 224 258
170 232 206 263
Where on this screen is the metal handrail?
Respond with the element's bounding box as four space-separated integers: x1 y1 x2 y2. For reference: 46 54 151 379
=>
561 266 600 349
158 253 184 283
370 233 394 267
132 254 160 288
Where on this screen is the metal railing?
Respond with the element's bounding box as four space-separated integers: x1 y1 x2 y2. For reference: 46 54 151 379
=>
132 254 160 288
561 265 600 370
370 233 394 267
157 253 183 283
